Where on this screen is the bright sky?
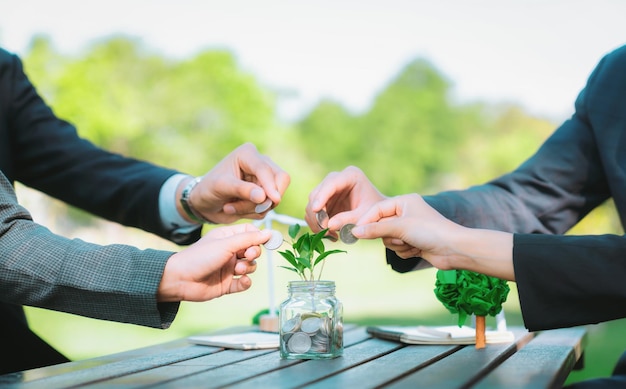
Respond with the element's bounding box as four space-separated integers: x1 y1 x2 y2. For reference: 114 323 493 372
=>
1 0 625 122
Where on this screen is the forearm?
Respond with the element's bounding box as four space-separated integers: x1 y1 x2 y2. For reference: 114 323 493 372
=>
439 228 515 281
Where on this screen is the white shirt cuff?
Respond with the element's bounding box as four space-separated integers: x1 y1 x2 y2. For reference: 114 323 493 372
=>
159 173 201 233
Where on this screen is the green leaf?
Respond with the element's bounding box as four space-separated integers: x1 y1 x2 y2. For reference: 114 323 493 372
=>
288 224 301 239
295 256 311 269
278 266 300 274
298 235 312 262
311 229 327 254
278 250 301 272
314 249 346 266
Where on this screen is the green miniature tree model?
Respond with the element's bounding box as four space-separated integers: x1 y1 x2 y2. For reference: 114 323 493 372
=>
434 269 510 348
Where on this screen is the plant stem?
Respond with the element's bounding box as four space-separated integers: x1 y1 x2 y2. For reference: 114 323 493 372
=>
317 257 327 281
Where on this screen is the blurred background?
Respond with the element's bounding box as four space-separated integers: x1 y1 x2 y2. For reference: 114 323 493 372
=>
2 0 626 385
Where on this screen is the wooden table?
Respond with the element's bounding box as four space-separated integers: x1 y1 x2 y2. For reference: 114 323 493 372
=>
0 325 586 388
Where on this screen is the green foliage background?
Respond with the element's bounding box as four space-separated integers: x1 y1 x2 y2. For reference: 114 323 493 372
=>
13 35 626 384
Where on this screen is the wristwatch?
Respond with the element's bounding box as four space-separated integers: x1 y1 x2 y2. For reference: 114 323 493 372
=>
180 176 211 223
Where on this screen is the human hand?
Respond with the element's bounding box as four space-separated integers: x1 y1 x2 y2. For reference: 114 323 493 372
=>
305 166 386 240
157 224 273 302
351 194 461 268
351 194 515 280
184 143 291 224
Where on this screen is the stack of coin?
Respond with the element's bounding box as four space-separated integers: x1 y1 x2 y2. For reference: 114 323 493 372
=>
287 332 312 354
280 314 340 355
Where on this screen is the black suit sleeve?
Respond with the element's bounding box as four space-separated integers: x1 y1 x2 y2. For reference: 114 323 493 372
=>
0 48 188 242
386 45 626 331
514 233 626 331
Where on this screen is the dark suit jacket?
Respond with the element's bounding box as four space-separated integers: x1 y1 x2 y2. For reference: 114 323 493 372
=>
0 48 181 240
0 47 202 365
387 45 626 332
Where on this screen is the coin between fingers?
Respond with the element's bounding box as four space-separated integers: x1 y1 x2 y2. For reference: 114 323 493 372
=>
255 198 273 213
316 210 329 229
339 223 358 244
263 229 284 250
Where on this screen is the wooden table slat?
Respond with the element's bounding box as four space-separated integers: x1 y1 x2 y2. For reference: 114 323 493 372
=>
219 338 404 389
382 329 533 389
473 327 587 389
0 325 588 389
15 345 219 389
304 343 462 389
151 326 373 389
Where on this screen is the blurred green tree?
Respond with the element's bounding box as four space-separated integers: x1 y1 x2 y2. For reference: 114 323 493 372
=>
19 35 622 235
23 35 277 176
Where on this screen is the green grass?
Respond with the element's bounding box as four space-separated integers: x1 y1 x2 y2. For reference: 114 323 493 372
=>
25 239 626 385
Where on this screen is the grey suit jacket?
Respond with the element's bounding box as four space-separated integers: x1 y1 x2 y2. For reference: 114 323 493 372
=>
0 172 178 328
387 44 626 332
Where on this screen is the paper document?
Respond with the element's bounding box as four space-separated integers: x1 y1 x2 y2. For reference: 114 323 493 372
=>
188 331 279 350
367 325 515 345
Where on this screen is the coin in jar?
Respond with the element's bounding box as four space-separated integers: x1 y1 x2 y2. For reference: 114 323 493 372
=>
300 317 322 334
281 317 300 333
339 223 358 244
287 332 312 354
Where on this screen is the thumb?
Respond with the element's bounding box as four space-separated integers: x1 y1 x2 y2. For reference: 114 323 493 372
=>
217 229 273 255
327 210 362 231
352 220 401 240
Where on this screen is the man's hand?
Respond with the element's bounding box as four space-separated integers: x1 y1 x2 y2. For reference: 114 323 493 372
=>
157 224 272 302
179 143 291 224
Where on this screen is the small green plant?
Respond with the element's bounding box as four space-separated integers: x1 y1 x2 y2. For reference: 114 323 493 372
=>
278 224 346 281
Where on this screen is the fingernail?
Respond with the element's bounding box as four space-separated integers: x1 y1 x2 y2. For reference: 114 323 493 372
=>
352 226 364 236
250 188 265 202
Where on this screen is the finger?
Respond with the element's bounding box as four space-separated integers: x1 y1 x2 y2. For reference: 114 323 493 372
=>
237 151 290 204
223 198 268 217
205 223 261 239
384 239 413 253
304 209 321 232
326 210 362 232
355 198 401 226
235 258 258 275
308 171 351 212
383 237 406 247
218 229 273 255
242 245 262 261
352 218 403 240
229 274 253 293
218 176 267 207
395 247 422 259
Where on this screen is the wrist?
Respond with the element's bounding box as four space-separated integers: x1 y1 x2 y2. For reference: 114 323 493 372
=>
157 254 185 302
452 228 515 280
179 176 214 224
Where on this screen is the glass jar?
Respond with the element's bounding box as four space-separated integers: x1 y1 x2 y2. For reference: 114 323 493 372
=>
279 280 343 359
